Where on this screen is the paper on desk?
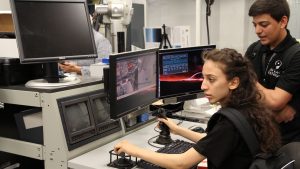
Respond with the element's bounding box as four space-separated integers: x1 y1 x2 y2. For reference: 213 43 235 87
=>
204 105 221 116
183 98 220 117
183 98 210 113
23 112 42 129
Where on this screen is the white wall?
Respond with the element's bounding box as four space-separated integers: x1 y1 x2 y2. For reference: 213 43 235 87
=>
288 0 300 39
0 39 19 58
244 0 258 51
0 0 18 58
146 0 251 53
199 0 220 47
146 0 299 53
218 0 246 52
0 0 10 11
146 0 197 46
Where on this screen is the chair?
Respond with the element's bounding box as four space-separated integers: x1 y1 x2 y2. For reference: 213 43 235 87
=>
279 142 300 169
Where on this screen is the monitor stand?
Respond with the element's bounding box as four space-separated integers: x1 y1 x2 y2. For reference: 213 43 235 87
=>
25 62 81 88
25 77 81 88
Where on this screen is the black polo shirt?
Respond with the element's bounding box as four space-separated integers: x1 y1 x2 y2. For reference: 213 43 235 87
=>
245 30 300 144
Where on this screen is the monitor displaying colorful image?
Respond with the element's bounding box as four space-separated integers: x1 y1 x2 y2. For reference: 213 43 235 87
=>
158 45 216 99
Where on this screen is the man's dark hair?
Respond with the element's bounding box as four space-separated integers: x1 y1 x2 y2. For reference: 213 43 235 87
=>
248 0 290 22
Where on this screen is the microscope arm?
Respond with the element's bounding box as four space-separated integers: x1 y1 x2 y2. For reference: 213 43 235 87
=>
94 0 134 53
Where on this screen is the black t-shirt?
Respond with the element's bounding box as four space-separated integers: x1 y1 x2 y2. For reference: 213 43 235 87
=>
245 30 300 144
193 116 252 169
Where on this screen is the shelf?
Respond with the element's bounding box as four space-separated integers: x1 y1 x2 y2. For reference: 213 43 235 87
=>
0 137 43 160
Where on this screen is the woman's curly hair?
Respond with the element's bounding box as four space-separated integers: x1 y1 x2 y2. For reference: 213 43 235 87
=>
203 48 281 153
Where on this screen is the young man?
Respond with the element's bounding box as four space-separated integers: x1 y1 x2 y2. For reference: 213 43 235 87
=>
245 0 300 144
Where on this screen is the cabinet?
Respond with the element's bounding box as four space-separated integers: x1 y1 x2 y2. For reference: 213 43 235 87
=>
0 78 123 169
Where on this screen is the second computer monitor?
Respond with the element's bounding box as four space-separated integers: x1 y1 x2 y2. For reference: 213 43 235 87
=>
109 48 158 119
158 45 216 102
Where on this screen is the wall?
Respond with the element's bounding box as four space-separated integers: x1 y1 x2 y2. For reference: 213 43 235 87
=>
288 0 300 39
199 0 219 47
0 0 10 11
146 0 197 46
146 0 250 53
146 0 300 54
0 0 18 58
217 0 247 52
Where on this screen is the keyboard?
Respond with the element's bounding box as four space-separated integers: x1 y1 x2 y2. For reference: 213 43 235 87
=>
137 140 195 169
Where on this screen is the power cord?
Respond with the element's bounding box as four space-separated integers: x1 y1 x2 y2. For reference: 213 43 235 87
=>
205 0 214 44
147 119 183 148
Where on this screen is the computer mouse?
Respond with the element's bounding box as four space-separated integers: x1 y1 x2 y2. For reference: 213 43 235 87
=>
191 126 205 133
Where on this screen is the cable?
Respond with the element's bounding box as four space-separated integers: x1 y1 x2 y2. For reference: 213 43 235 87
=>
93 13 103 31
205 0 214 44
147 135 164 149
154 124 160 132
206 14 210 45
147 118 184 148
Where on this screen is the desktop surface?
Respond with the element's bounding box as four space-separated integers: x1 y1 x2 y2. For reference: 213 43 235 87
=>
0 77 102 93
68 119 206 169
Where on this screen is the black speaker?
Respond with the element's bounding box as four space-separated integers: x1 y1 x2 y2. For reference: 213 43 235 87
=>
103 67 110 94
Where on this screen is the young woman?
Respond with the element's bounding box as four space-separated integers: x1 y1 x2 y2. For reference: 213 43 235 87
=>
114 48 281 169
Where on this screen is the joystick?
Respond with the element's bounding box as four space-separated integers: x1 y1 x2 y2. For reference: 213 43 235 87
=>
107 150 137 168
152 108 173 145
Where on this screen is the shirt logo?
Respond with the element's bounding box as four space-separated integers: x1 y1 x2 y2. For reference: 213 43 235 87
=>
267 60 282 78
275 60 282 70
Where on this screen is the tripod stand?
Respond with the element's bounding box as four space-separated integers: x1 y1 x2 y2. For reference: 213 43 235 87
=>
159 24 172 49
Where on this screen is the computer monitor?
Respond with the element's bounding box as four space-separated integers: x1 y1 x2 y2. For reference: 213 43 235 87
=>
58 96 96 146
57 90 122 150
89 92 122 136
126 3 146 51
10 0 97 87
144 27 162 49
158 45 216 103
109 48 158 119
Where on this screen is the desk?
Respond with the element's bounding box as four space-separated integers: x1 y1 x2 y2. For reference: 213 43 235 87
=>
68 119 207 169
0 78 123 169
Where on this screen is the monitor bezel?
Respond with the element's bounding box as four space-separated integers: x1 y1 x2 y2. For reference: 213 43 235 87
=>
109 48 159 119
89 92 110 125
89 91 122 137
10 0 97 64
158 45 216 100
57 90 122 150
58 96 96 145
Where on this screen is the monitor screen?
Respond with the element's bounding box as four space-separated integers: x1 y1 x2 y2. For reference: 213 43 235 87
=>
89 92 122 135
59 97 96 145
10 0 97 85
109 48 158 119
57 90 122 150
64 102 92 132
126 3 145 51
10 0 97 63
158 45 216 100
144 27 162 49
90 93 110 124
